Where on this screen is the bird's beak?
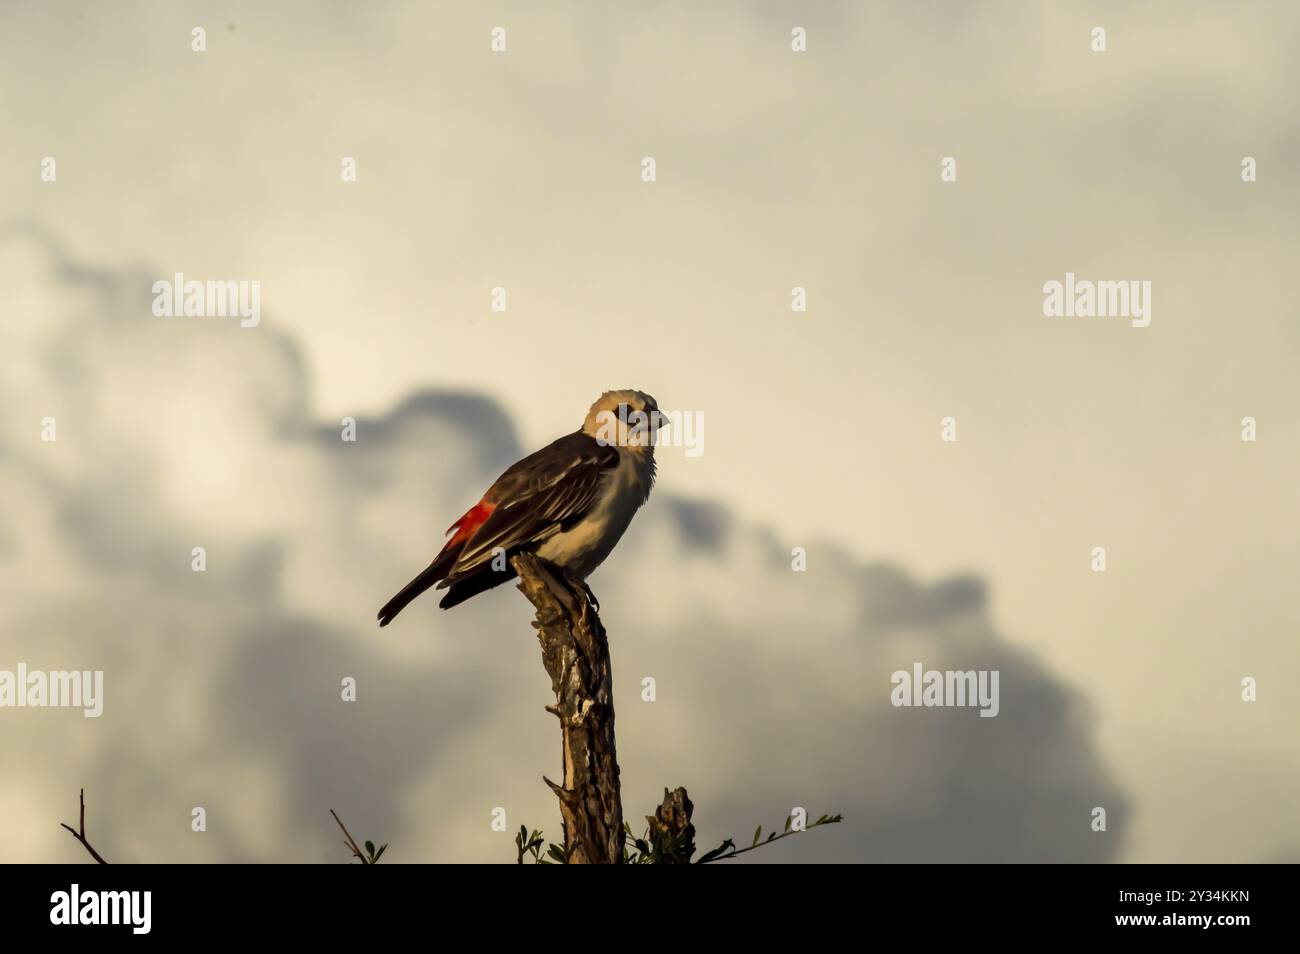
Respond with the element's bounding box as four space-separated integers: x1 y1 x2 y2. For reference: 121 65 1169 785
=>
635 411 669 444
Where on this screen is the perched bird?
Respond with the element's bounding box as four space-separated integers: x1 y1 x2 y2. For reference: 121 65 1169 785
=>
377 389 666 625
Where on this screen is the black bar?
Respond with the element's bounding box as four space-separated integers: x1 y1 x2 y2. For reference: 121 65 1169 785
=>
2 863 1279 940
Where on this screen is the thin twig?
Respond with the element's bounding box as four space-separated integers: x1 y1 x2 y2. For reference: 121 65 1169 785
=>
697 815 844 863
330 809 367 863
59 788 109 864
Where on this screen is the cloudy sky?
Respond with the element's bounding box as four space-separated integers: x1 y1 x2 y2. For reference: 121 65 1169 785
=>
2 1 1297 863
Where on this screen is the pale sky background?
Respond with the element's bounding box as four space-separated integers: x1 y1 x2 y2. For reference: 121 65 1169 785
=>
1 1 1298 863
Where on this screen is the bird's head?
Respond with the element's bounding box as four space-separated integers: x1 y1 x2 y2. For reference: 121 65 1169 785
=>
583 389 668 454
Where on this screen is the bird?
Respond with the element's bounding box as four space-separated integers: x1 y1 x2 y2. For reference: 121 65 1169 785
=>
377 389 666 626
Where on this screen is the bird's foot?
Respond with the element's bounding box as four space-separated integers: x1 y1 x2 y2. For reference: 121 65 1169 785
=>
563 569 600 614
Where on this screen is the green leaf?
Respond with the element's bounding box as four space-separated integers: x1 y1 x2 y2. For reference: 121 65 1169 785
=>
751 826 762 846
697 838 736 864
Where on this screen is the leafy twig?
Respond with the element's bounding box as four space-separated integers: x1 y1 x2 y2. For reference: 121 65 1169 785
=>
696 812 844 863
515 825 552 864
330 809 387 864
518 790 843 864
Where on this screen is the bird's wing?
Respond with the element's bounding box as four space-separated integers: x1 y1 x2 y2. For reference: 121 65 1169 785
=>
443 431 619 582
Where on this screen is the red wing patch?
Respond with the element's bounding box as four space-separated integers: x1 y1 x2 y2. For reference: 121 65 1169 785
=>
446 499 496 546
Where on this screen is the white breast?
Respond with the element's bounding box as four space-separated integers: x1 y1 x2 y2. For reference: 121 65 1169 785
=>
535 449 652 578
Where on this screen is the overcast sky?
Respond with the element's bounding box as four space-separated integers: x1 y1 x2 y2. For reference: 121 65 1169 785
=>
2 1 1298 862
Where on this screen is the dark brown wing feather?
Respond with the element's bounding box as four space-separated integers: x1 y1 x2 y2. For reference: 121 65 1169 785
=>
442 431 618 584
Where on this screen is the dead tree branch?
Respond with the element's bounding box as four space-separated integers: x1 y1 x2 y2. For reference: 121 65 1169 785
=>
512 552 623 864
60 787 109 864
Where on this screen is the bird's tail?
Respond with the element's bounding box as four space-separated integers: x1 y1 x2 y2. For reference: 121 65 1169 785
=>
377 544 461 627
438 562 519 609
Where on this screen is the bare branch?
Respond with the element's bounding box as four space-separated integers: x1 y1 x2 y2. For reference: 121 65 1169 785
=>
59 788 109 864
330 808 365 861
